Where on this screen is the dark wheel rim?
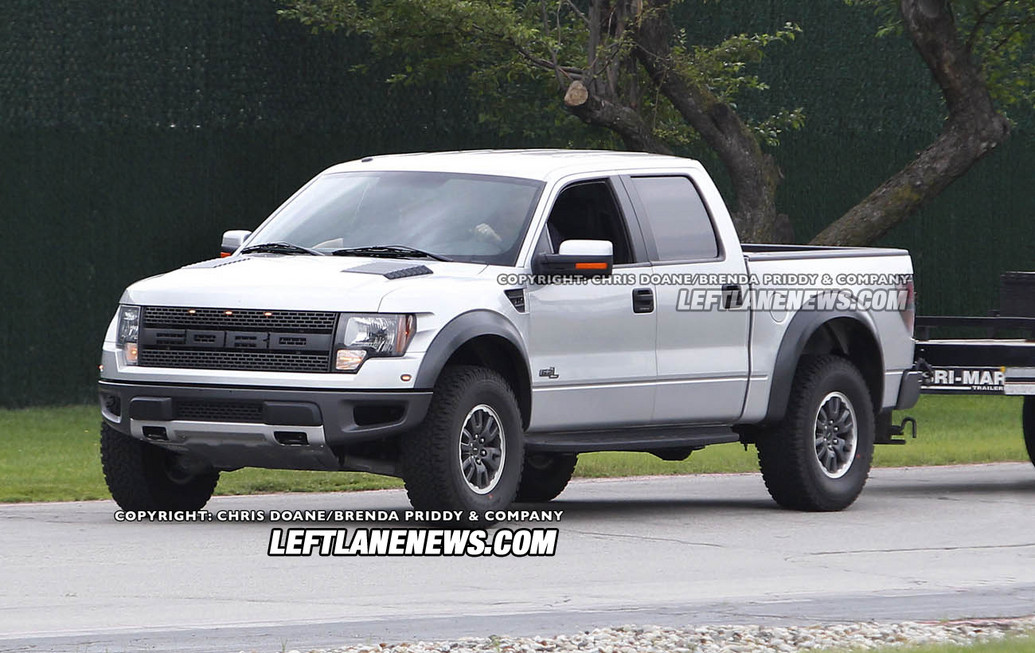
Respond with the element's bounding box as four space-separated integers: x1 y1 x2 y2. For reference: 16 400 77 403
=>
459 404 506 494
813 391 858 479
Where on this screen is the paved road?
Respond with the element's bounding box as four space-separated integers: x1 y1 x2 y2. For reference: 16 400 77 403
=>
1 463 1034 652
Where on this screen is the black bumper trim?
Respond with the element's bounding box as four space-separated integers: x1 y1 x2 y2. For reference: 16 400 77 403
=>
99 380 432 446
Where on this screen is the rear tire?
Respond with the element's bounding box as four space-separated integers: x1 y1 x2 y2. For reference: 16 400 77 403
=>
1023 396 1035 469
100 423 219 511
516 453 577 503
757 355 875 511
400 366 524 519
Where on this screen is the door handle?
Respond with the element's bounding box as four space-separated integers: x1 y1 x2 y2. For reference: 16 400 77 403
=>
632 288 654 314
722 284 744 309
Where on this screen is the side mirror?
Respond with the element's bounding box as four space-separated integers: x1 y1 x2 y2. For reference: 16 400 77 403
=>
532 239 613 279
220 230 252 258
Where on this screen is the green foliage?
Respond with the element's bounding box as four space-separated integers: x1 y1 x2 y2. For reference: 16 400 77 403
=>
846 0 1035 111
677 22 806 145
279 0 806 150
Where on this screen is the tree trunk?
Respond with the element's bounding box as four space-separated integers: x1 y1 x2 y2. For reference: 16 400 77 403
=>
633 0 784 243
811 0 1010 246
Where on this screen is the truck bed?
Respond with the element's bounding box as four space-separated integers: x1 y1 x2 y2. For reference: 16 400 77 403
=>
742 243 909 261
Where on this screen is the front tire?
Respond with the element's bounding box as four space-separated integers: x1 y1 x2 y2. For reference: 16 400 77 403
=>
1023 396 1035 469
757 355 875 511
516 453 577 503
100 423 219 511
400 366 524 517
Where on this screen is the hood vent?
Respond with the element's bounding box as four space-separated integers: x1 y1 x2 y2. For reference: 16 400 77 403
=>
183 257 254 270
345 261 433 279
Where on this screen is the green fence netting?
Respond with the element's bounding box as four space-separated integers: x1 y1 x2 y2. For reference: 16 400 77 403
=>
0 0 1031 406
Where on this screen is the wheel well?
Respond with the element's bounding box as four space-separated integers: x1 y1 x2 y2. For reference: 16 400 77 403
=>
801 317 883 409
442 335 531 428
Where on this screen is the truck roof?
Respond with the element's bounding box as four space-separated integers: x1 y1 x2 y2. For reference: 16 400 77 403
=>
324 149 703 182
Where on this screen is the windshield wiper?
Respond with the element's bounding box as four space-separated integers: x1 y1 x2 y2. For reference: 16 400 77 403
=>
240 242 326 256
331 245 452 262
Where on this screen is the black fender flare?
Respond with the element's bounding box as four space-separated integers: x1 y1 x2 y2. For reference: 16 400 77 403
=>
764 297 882 424
414 310 530 391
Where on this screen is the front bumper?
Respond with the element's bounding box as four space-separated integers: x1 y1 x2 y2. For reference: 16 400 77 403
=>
98 380 432 471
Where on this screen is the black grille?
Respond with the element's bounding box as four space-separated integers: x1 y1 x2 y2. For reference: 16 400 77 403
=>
139 349 330 373
138 305 337 373
143 306 337 333
176 400 264 423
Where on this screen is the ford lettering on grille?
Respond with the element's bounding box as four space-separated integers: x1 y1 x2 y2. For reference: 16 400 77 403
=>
137 306 337 372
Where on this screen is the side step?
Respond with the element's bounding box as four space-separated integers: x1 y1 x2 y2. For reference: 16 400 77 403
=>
524 425 739 454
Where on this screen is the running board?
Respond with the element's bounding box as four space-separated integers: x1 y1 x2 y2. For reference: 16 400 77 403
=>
524 426 739 454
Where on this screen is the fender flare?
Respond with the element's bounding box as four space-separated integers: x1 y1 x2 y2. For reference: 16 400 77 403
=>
414 310 530 390
764 298 882 424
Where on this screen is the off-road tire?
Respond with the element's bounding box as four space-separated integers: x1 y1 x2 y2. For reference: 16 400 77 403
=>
100 423 219 511
756 355 875 512
1024 396 1035 469
516 453 577 503
400 366 524 518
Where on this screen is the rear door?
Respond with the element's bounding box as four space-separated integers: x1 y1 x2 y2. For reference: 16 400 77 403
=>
620 172 751 424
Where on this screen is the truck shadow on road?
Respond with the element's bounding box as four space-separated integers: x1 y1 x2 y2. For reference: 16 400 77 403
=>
521 496 782 520
863 476 1035 496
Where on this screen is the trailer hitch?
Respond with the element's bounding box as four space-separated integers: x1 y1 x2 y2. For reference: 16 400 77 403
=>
876 414 918 445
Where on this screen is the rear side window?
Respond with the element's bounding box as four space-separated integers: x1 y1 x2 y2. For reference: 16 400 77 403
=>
629 176 719 261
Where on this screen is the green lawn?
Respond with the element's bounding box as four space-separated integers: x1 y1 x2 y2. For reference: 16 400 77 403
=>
578 395 1029 478
0 395 1028 503
841 637 1035 653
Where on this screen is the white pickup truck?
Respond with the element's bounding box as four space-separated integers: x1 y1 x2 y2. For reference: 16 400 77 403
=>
98 150 921 516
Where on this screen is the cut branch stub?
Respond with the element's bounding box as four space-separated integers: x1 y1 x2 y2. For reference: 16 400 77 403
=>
564 80 590 107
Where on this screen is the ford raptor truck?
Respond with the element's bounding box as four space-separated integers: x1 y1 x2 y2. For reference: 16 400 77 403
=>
98 150 921 515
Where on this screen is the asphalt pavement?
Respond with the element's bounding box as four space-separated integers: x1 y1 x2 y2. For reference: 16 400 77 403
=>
1 463 1033 652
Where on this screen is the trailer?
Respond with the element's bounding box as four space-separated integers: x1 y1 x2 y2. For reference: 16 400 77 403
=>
910 272 1035 465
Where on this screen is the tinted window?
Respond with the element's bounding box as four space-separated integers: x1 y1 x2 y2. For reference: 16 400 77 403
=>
630 176 718 261
546 181 634 264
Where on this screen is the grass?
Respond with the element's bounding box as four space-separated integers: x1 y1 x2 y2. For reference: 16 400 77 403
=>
841 637 1035 653
0 406 402 503
0 395 1028 503
577 394 1029 478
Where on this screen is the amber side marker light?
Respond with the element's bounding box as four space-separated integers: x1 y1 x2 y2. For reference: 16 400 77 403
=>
575 262 608 270
220 252 232 258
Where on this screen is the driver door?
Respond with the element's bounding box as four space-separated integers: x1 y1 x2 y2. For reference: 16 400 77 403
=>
525 178 657 431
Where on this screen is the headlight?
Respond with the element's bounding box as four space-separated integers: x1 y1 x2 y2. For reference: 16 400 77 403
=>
334 313 415 372
116 305 141 365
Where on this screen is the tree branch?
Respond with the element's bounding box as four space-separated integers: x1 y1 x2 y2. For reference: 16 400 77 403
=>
632 0 783 242
965 0 1011 52
811 0 1010 246
563 80 672 153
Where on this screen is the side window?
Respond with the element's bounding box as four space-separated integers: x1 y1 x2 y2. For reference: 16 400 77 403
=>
545 180 634 264
629 176 719 261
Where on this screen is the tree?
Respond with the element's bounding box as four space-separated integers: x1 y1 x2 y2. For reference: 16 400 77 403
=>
281 0 1033 245
813 0 1030 245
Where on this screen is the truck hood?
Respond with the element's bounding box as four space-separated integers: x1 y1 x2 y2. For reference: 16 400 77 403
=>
122 255 488 312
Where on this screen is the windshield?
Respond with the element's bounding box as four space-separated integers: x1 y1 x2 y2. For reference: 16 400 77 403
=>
249 171 545 265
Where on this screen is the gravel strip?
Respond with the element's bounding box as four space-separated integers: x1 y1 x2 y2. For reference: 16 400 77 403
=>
265 617 1035 653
